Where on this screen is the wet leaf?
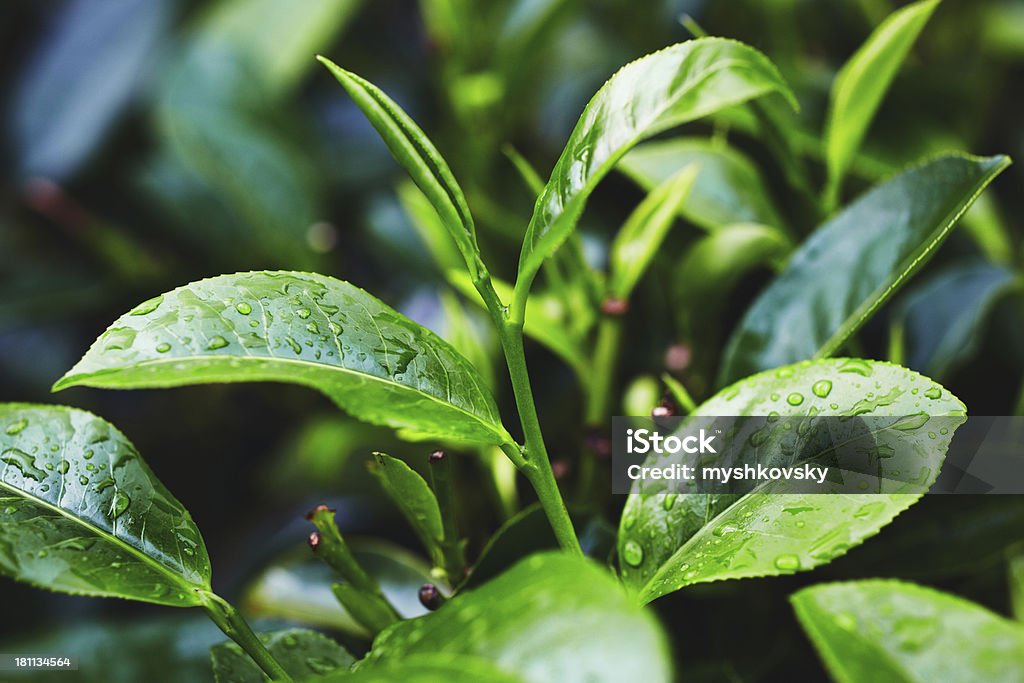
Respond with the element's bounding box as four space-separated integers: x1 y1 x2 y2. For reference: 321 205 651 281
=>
792 580 1024 682
55 272 512 446
719 154 1011 386
617 359 964 604
0 403 210 606
211 628 354 682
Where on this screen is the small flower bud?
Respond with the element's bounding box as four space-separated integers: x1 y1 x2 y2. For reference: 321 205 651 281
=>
429 449 446 463
308 531 321 551
418 583 443 611
601 297 629 316
652 399 676 418
305 504 335 521
551 458 571 480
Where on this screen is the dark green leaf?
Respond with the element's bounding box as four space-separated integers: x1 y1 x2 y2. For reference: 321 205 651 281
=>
607 165 698 300
1010 545 1024 622
362 552 673 683
719 154 1011 386
0 404 210 606
515 38 796 302
618 359 965 603
824 0 941 204
54 272 512 446
318 58 483 280
369 453 445 566
211 628 354 683
792 580 1024 682
619 137 784 231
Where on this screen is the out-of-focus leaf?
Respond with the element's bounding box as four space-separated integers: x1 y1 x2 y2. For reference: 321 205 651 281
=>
618 359 965 603
897 261 1020 379
211 628 354 683
792 580 1024 682
11 0 171 180
318 654 525 682
515 38 796 303
961 192 1014 264
607 166 697 301
824 0 940 205
619 138 784 231
369 453 445 567
397 181 465 274
1010 544 1024 622
362 552 673 683
0 404 210 606
438 290 496 390
55 272 512 446
719 154 1011 386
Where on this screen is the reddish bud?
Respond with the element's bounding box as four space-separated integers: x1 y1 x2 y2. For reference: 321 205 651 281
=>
551 458 571 480
664 343 692 372
418 583 443 611
652 400 676 418
305 504 335 521
601 298 629 316
429 449 446 463
308 531 321 551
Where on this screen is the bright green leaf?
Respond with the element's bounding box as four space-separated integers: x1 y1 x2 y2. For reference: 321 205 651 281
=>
361 552 673 683
619 137 784 231
607 165 698 300
396 181 465 274
514 38 796 309
792 580 1024 682
318 57 483 280
618 359 965 604
719 153 1011 386
369 453 445 566
824 0 941 205
319 654 525 682
0 403 210 606
54 272 512 446
211 628 354 682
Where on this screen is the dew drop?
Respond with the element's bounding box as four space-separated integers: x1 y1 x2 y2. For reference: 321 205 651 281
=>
235 302 252 315
1 448 46 480
103 327 137 351
296 308 311 319
207 336 229 350
923 387 942 400
156 342 172 354
111 492 131 519
130 295 163 316
622 540 645 567
5 418 28 435
812 380 832 398
662 493 677 511
787 392 804 406
774 554 800 571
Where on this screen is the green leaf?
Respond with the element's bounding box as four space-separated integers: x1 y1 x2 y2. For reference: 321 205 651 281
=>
362 552 673 683
1010 545 1024 622
824 0 941 205
607 165 698 300
54 272 512 446
719 153 1011 386
318 654 525 682
897 261 1020 379
211 628 354 683
792 580 1024 682
618 359 965 604
0 403 210 606
514 38 796 307
318 57 483 280
369 453 445 566
397 181 465 274
619 137 784 231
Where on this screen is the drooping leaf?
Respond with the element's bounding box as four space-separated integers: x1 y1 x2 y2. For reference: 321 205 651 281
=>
824 0 941 205
897 261 1020 379
514 38 796 302
369 453 445 566
792 580 1024 682
618 359 965 604
361 552 673 683
211 628 354 683
607 165 698 301
719 153 1011 386
318 58 484 280
54 272 512 446
0 404 210 606
619 137 784 231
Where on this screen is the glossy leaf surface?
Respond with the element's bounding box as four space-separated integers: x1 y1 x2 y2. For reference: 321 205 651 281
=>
719 154 1010 385
0 404 210 606
362 552 672 683
211 628 354 682
515 38 795 297
618 359 965 603
792 580 1024 682
369 453 444 566
55 272 511 446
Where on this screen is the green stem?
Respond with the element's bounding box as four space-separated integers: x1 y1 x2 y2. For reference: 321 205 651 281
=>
201 592 291 682
498 324 582 556
586 316 624 425
429 451 467 580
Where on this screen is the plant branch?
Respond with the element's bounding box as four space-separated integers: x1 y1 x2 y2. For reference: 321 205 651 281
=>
200 591 291 682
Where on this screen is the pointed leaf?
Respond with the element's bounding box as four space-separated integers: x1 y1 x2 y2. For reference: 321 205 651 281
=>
607 165 698 300
618 359 965 604
319 58 482 280
825 0 941 203
54 272 512 446
0 404 210 606
362 552 673 683
619 137 784 231
369 453 445 566
211 628 354 683
514 38 796 302
792 580 1024 682
720 153 1011 386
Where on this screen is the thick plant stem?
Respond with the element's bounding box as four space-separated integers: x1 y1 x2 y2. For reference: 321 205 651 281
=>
201 591 291 682
498 324 582 556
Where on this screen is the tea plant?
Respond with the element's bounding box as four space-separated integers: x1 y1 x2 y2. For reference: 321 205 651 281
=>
3 2 1023 680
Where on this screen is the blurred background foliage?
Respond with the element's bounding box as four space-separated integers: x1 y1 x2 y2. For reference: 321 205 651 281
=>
2 0 1024 680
